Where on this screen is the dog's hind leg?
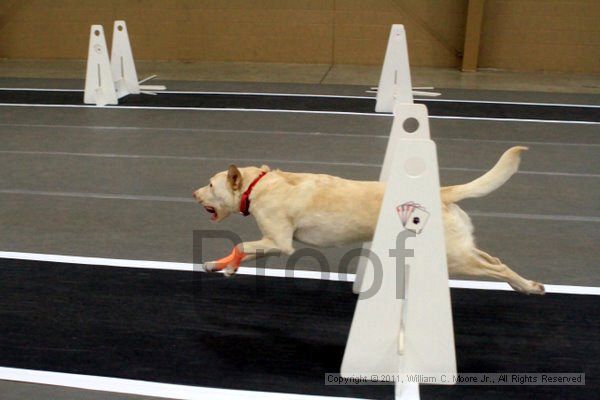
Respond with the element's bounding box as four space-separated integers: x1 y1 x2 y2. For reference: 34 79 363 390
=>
460 249 545 295
473 248 501 265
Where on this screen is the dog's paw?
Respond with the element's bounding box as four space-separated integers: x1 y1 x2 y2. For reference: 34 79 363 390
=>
529 281 545 295
203 261 218 272
203 261 239 277
223 266 239 277
509 280 546 295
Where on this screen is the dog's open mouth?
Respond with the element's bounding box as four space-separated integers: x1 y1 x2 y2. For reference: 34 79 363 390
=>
204 206 218 221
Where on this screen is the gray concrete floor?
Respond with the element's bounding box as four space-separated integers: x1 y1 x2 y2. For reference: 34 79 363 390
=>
0 77 598 400
0 381 166 400
0 102 597 285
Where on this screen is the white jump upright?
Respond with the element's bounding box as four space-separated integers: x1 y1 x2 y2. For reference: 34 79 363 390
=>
84 25 118 106
375 25 413 113
110 20 140 98
353 24 439 293
84 21 166 106
373 25 440 113
343 25 456 400
353 25 415 294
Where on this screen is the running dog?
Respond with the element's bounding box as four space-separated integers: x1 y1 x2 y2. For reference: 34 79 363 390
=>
193 146 545 294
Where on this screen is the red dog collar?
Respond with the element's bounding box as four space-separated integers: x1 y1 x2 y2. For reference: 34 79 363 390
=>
239 171 267 216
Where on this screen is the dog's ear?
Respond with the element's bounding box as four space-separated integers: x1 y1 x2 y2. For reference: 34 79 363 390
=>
227 165 243 191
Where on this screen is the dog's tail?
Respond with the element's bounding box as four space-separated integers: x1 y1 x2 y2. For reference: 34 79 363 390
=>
441 146 528 204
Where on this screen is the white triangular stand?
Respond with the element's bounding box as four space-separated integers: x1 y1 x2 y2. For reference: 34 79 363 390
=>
343 103 456 400
111 20 140 98
84 25 118 106
355 25 441 292
375 25 413 112
110 21 166 98
354 25 418 295
85 21 166 106
373 25 440 112
344 25 456 400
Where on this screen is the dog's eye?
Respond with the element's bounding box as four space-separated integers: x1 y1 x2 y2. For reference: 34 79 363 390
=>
209 183 213 188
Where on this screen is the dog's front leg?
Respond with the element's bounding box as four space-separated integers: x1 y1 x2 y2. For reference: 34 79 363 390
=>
203 238 292 276
202 244 246 275
204 217 295 277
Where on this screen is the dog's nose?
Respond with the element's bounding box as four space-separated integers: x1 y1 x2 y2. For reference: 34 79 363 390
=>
192 190 199 200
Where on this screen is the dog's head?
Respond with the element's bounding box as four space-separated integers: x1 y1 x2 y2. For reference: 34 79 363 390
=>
193 164 269 222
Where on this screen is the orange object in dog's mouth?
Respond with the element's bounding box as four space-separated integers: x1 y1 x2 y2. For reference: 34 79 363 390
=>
204 206 218 221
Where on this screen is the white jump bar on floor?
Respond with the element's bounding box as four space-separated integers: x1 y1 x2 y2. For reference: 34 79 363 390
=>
0 367 361 400
1 251 598 296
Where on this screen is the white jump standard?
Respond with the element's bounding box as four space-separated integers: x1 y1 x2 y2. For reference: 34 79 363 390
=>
84 21 166 106
84 25 117 106
344 25 456 400
372 25 440 112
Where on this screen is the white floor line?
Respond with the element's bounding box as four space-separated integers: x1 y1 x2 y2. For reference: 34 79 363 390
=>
419 97 600 109
0 367 359 400
429 115 599 126
449 280 600 295
0 151 383 168
0 122 385 139
0 102 388 117
0 87 82 92
162 90 374 99
2 150 599 179
443 166 600 179
2 122 600 149
0 103 598 125
0 189 192 203
468 210 600 223
2 251 599 295
1 87 599 108
438 137 600 148
4 123 600 148
0 87 373 99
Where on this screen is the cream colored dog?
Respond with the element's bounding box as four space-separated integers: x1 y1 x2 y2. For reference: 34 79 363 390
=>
193 146 545 295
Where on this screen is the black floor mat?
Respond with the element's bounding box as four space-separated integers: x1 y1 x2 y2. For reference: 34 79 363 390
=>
0 90 598 122
0 258 598 399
